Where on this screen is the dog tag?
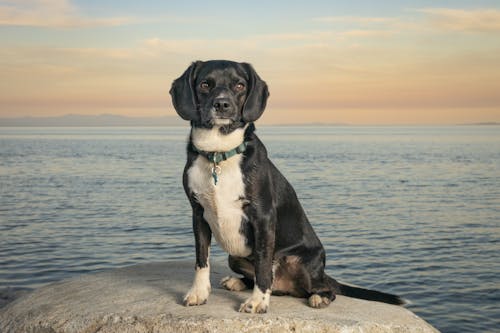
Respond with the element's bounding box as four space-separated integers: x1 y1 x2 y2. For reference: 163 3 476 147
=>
211 164 221 185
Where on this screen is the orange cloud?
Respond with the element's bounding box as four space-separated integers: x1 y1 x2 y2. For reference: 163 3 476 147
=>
0 0 134 27
313 16 398 25
418 8 500 32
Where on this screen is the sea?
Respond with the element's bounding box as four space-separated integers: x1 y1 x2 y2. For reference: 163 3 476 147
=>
0 125 499 332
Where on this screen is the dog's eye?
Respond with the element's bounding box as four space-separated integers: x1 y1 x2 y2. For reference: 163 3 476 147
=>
235 83 245 91
200 81 209 90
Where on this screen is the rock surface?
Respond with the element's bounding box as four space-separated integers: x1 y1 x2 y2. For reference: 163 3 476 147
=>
0 261 439 333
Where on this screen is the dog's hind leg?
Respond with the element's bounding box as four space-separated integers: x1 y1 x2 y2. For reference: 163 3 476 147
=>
307 280 336 309
289 253 339 309
221 255 255 291
269 255 335 309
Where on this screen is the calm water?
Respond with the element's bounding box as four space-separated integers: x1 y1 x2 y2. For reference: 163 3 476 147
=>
0 126 499 332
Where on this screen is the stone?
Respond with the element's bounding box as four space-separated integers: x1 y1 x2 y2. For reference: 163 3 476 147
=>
0 261 439 333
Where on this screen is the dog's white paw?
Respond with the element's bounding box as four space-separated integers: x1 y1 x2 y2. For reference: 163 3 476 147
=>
308 294 331 309
238 287 271 314
221 276 248 291
183 284 211 306
183 266 211 306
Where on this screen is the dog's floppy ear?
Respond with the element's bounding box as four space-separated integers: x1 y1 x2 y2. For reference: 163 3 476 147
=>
241 63 269 123
169 61 203 121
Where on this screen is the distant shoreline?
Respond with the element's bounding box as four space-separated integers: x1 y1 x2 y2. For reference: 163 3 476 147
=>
0 114 498 127
0 114 185 127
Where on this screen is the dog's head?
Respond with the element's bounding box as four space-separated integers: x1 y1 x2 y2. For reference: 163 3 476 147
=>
170 60 269 130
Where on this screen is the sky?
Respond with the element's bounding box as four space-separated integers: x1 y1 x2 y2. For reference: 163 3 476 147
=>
1 0 500 125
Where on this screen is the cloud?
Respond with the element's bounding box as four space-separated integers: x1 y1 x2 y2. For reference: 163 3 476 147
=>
337 29 396 38
314 9 500 34
311 15 402 40
142 37 271 62
0 0 135 28
313 16 398 25
418 8 500 32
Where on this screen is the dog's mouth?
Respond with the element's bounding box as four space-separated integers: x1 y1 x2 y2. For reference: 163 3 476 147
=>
212 117 234 126
198 114 235 128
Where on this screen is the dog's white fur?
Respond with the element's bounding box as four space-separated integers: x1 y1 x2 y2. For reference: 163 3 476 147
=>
187 152 251 257
191 125 247 152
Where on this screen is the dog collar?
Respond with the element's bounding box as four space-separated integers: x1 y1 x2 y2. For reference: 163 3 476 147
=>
190 142 248 185
190 141 248 164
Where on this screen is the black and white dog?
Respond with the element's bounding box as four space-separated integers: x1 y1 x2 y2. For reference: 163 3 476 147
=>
170 60 403 313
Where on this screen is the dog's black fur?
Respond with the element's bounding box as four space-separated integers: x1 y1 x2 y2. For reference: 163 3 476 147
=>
170 60 404 313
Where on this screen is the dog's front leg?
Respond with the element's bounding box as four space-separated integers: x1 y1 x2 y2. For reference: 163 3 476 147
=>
239 213 276 314
183 204 212 306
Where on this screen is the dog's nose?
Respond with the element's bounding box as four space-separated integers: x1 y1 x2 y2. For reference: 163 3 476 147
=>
213 98 232 113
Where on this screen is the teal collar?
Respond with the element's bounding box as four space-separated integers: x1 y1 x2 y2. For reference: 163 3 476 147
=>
190 141 248 164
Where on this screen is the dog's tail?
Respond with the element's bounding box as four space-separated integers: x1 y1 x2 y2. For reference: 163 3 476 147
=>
329 277 405 305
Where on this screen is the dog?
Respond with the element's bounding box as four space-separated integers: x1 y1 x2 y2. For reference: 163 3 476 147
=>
170 60 404 313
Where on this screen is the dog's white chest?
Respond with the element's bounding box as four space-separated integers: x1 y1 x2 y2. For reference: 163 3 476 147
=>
187 155 252 257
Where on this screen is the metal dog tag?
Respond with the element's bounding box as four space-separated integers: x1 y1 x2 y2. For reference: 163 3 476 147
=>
211 164 221 185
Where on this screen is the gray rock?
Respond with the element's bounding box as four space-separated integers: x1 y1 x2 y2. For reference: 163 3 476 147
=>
0 261 439 333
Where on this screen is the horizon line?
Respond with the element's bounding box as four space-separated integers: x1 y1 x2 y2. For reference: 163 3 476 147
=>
0 114 499 127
